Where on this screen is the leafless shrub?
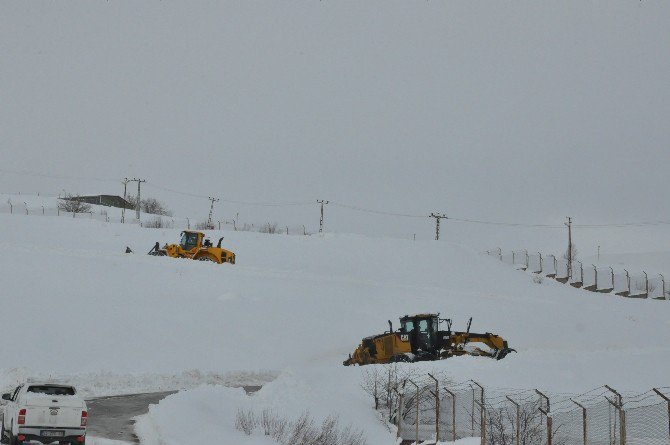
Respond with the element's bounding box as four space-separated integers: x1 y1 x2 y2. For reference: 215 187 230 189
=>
235 409 366 445
58 194 92 213
259 222 279 234
235 409 256 435
126 195 172 216
261 409 288 439
144 217 166 229
632 276 655 294
486 399 567 445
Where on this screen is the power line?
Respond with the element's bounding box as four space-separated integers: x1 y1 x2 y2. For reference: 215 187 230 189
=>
4 167 670 229
329 202 426 219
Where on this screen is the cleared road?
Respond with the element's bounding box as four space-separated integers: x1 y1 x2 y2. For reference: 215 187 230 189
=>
86 386 262 443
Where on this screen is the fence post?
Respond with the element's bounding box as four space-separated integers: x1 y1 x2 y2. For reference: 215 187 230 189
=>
475 400 486 445
652 389 669 445
524 249 529 269
538 252 543 273
571 399 587 445
644 271 649 296
539 407 552 445
443 387 457 442
605 396 625 445
396 388 404 440
471 385 476 436
408 379 419 445
428 373 439 442
605 386 625 445
506 396 520 445
658 274 666 300
471 381 485 445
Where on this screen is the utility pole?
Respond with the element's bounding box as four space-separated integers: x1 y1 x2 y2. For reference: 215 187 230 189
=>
317 200 329 233
565 217 572 278
207 197 219 229
429 213 448 240
129 178 146 220
121 178 130 224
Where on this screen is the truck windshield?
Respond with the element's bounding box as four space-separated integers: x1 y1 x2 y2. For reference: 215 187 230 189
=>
27 385 75 396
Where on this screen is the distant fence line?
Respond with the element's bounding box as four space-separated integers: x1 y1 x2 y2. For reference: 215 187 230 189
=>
486 248 669 301
363 368 670 445
0 202 312 236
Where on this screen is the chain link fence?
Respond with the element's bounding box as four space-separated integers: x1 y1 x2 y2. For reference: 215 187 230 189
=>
362 367 669 445
486 249 669 301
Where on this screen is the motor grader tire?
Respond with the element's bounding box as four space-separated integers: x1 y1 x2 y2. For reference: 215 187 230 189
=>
389 354 412 363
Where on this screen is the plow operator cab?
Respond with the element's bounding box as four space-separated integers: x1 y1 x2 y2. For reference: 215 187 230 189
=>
148 230 235 264
343 313 515 366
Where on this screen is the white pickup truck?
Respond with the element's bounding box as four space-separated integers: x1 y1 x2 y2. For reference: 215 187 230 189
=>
1 383 87 445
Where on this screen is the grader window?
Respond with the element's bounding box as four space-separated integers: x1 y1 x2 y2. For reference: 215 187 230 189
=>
417 319 435 350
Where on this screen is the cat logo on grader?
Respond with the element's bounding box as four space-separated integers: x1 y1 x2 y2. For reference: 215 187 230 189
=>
148 230 235 264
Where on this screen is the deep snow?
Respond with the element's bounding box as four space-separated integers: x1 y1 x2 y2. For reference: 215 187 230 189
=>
1 212 669 443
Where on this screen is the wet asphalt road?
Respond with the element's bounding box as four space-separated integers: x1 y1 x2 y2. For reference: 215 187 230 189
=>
86 386 262 443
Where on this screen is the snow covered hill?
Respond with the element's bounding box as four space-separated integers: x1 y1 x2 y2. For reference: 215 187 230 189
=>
1 213 668 444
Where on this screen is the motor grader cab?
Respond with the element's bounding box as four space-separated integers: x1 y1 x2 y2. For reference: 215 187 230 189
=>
343 313 515 366
148 230 235 264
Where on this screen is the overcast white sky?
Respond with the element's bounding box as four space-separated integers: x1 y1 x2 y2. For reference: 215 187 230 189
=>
2 1 669 239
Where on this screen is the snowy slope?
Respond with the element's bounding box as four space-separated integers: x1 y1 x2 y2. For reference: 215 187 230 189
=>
1 213 668 443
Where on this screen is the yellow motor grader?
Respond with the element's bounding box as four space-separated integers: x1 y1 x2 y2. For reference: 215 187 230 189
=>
148 230 235 264
343 314 514 366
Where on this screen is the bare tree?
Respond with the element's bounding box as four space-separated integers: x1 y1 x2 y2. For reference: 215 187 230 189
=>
58 194 92 214
126 195 172 216
562 244 578 262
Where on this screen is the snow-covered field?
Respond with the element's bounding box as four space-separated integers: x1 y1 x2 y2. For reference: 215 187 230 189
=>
1 212 669 444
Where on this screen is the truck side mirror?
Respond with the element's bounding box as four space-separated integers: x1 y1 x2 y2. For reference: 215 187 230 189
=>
2 393 11 400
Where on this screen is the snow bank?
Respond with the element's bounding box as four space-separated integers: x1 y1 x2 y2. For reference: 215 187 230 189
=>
0 368 277 399
135 367 391 445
